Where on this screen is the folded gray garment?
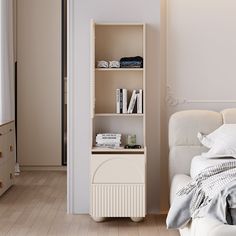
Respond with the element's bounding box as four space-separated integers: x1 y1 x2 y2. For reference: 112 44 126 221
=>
109 61 120 68
166 161 236 229
97 60 108 68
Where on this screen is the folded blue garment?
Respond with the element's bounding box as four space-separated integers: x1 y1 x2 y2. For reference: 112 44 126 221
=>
120 61 142 68
120 56 143 68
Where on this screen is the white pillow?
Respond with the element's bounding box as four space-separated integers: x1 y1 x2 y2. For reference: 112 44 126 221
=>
198 124 236 158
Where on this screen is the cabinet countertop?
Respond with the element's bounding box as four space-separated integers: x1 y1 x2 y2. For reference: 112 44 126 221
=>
0 120 14 128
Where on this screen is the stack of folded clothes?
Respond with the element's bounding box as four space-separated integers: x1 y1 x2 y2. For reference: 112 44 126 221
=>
97 60 120 68
120 56 143 68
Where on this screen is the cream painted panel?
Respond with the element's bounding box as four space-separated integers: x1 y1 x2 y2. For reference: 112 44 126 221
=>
91 154 145 184
91 184 146 218
17 0 61 166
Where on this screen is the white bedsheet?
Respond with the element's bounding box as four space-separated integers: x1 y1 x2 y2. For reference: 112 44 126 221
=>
190 155 236 178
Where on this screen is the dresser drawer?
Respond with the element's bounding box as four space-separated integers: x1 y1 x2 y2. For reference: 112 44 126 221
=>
0 126 15 166
0 162 14 196
91 154 146 184
0 122 14 136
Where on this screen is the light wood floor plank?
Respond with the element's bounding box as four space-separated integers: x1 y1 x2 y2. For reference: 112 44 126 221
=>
0 171 179 236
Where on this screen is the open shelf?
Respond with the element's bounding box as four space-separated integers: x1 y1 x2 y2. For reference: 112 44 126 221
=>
95 68 143 72
91 21 146 153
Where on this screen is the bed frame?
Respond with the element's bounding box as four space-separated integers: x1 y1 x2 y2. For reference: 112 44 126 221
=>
169 108 236 236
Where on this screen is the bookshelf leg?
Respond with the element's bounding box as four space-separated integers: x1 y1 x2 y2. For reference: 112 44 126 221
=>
130 217 144 223
92 216 106 222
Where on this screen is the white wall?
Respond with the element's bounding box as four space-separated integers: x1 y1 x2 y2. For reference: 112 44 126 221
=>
69 0 161 213
158 0 236 212
167 0 236 111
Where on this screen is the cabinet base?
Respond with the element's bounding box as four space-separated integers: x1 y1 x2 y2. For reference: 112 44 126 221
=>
91 216 144 223
92 217 106 222
130 217 144 223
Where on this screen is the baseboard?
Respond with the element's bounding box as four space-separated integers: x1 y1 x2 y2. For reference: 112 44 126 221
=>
20 166 67 171
158 210 168 215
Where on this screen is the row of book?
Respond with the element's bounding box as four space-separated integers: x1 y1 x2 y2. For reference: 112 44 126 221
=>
116 89 143 114
96 133 121 148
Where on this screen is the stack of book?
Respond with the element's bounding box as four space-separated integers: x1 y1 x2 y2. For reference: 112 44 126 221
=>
116 89 143 114
96 133 122 148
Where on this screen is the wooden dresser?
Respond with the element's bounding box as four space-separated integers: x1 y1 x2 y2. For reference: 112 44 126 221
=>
0 121 15 196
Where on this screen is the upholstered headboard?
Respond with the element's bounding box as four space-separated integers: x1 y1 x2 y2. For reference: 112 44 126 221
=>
169 108 236 181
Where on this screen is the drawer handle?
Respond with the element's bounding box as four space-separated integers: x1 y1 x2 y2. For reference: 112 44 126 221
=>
9 145 14 152
0 181 2 188
10 173 13 180
0 152 2 158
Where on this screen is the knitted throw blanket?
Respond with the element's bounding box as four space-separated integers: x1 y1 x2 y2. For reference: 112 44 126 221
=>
177 161 236 217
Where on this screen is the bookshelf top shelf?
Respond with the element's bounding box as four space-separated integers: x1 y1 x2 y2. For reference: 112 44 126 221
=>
95 68 143 72
95 113 143 117
95 23 145 26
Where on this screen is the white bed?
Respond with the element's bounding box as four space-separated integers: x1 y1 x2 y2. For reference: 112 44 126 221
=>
169 108 236 236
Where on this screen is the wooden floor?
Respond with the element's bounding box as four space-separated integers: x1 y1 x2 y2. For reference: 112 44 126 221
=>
0 171 179 236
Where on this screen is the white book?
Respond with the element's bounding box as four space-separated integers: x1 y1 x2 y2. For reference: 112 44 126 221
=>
122 89 127 113
96 136 121 140
96 141 121 145
116 89 120 113
96 143 121 148
137 89 143 114
96 138 121 142
128 90 138 113
96 134 121 138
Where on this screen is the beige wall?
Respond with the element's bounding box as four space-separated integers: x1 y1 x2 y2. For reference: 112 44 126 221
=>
167 0 236 107
159 0 236 212
17 0 62 166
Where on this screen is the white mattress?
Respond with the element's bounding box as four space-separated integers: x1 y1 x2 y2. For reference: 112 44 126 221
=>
190 155 236 178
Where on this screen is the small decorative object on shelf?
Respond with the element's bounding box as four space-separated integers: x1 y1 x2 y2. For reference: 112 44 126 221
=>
125 145 142 149
127 134 136 147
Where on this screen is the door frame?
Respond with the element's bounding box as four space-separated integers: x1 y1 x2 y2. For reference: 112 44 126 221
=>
67 0 75 214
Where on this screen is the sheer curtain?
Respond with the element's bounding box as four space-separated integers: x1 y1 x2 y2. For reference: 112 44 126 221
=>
0 0 14 122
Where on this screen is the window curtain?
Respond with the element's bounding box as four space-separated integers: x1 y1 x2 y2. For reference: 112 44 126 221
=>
0 0 14 122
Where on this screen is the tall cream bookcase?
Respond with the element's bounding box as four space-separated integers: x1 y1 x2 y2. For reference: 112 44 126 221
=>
90 21 146 222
